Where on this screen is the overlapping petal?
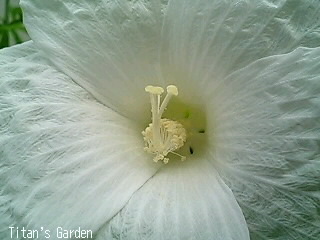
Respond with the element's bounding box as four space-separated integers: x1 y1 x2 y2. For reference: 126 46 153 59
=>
20 0 168 121
160 0 320 94
0 42 160 238
208 47 320 239
96 158 249 240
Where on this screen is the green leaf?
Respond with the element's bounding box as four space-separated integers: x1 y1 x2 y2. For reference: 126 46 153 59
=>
10 7 23 22
0 0 29 48
0 22 25 31
0 31 9 48
11 30 22 44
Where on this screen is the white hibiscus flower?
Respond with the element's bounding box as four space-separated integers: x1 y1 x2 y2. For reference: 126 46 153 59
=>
1 0 320 239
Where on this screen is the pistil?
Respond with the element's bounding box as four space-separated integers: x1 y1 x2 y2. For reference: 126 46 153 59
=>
142 85 187 164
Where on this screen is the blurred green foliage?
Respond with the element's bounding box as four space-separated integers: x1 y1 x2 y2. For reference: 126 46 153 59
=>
0 0 29 49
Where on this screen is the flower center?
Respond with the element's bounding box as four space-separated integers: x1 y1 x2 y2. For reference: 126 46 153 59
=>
142 85 187 164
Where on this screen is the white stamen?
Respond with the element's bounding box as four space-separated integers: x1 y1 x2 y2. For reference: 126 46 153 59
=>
142 85 187 163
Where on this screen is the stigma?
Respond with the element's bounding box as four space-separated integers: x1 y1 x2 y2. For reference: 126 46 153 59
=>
142 85 187 164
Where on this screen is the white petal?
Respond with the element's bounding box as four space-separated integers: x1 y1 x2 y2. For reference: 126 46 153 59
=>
209 47 320 239
96 158 250 240
160 0 320 90
20 0 168 121
0 42 160 237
